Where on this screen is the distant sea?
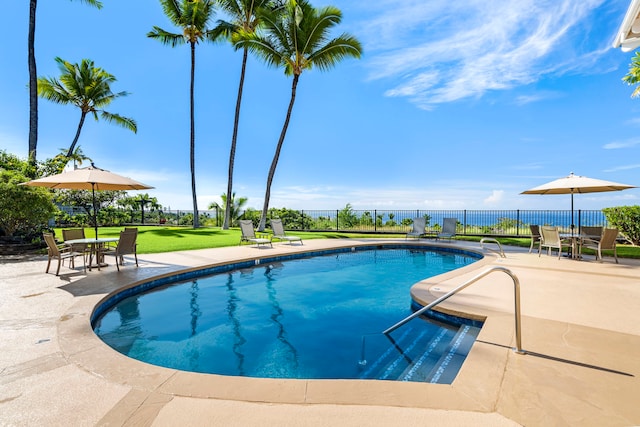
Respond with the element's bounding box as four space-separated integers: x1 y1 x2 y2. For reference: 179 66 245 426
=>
292 209 608 229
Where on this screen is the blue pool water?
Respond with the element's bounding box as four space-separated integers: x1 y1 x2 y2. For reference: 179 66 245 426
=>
93 246 483 383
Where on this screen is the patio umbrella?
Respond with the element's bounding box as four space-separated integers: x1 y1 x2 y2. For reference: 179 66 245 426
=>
21 164 154 238
520 172 636 234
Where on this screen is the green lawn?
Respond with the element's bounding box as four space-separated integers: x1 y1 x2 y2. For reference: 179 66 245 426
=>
53 226 640 259
53 226 407 254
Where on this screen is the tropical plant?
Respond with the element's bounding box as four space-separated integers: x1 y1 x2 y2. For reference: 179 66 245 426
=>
0 150 37 178
338 203 358 228
0 171 56 240
603 206 640 245
148 0 218 229
54 189 126 229
119 193 161 224
214 0 279 230
208 192 247 226
268 206 312 229
235 0 362 230
623 52 640 98
36 57 137 162
28 0 103 165
39 146 93 177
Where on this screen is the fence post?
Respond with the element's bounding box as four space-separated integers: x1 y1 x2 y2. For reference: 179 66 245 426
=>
336 210 339 231
517 209 520 236
463 210 467 234
578 209 582 233
374 209 377 232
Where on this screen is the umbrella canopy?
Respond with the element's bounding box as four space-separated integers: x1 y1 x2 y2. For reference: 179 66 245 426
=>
22 165 152 191
21 165 153 238
521 172 636 233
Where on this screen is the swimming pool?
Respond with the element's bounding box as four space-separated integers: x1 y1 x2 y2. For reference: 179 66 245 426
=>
93 245 482 383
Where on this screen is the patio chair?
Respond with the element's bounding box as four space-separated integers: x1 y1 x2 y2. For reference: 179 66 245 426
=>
529 225 541 254
406 217 427 239
239 220 272 248
437 218 457 241
539 226 572 259
579 228 618 263
62 228 91 262
104 230 139 271
43 232 86 276
270 219 302 245
580 226 603 240
122 227 138 258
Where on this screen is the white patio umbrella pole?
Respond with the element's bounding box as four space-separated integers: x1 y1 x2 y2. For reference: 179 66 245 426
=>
570 190 574 236
92 183 99 239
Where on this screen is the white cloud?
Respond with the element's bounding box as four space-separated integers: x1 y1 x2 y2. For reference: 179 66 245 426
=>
602 164 640 172
602 139 640 149
361 0 609 108
484 190 505 205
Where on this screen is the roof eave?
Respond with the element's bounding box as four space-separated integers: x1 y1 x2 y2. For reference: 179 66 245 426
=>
613 0 640 50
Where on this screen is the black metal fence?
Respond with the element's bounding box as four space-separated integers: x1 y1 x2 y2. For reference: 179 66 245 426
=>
156 208 608 237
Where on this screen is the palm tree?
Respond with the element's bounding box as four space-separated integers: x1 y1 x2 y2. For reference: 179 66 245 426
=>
27 0 102 166
37 57 137 162
148 0 218 229
237 0 362 230
208 192 248 226
48 146 93 174
623 52 640 98
214 0 277 230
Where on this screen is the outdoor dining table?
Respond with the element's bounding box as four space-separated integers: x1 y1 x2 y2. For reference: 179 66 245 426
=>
65 237 119 270
559 233 580 259
559 233 601 260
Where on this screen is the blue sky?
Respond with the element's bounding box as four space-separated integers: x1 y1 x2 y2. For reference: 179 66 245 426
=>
1 0 639 211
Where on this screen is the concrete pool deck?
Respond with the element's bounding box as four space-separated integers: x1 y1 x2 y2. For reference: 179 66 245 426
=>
1 238 639 426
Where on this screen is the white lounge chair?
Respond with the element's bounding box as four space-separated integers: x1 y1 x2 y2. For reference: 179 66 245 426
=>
239 220 272 247
437 218 457 241
406 217 427 239
270 219 302 245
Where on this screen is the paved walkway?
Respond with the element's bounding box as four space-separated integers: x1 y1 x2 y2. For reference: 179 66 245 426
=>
1 239 639 426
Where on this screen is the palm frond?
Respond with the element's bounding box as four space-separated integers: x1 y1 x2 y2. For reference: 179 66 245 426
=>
159 0 183 24
147 26 186 47
99 111 138 133
76 0 103 9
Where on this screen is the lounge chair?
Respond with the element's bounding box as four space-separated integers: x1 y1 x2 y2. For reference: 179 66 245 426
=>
437 218 457 241
239 220 272 248
43 232 86 276
270 219 302 245
539 226 572 259
406 217 427 239
529 225 541 254
103 230 139 271
579 228 618 263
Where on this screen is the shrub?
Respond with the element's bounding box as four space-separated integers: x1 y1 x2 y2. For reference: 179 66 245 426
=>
602 206 640 245
0 169 56 239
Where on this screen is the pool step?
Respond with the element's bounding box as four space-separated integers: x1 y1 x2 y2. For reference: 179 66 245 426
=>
359 322 480 383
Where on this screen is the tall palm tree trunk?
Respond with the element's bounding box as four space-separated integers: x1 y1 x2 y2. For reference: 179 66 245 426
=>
224 47 249 229
65 112 87 159
259 74 299 231
28 0 38 167
190 42 200 228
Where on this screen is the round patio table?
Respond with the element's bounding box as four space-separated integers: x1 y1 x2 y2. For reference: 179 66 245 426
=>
65 237 119 270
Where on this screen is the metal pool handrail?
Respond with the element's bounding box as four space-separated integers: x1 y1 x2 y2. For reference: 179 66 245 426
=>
383 266 525 354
